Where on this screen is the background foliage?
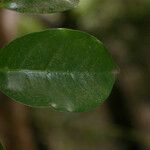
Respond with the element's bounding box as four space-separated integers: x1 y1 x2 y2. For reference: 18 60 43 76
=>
0 0 150 150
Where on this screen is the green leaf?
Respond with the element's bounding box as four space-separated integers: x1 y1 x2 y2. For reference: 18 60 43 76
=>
0 144 4 150
0 29 118 112
0 0 79 13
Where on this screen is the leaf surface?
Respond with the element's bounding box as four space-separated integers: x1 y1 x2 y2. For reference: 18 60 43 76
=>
0 144 3 150
0 0 79 13
0 29 118 112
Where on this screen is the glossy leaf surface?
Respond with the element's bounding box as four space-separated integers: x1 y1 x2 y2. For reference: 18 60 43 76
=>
0 0 79 13
0 29 118 112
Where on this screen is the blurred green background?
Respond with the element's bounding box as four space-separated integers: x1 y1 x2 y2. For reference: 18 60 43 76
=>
0 0 150 150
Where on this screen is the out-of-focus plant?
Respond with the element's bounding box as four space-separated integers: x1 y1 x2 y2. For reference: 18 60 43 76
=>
0 143 3 150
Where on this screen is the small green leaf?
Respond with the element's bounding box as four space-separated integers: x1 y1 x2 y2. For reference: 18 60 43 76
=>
0 29 118 112
0 0 79 13
0 144 4 150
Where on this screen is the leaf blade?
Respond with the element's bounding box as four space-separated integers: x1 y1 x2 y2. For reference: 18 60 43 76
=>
0 144 4 150
0 29 118 112
1 0 79 13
